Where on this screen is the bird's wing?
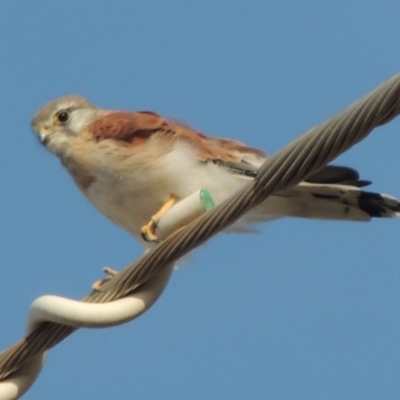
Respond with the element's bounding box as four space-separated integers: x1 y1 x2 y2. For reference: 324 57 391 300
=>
87 110 268 175
88 111 373 185
305 165 371 187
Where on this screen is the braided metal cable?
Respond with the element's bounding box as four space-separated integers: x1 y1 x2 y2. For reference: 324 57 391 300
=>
1 72 400 382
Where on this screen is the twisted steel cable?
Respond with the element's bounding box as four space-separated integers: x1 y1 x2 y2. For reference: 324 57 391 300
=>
1 72 400 382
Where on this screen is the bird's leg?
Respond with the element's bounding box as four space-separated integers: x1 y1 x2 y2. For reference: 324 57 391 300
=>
141 194 179 242
92 266 119 291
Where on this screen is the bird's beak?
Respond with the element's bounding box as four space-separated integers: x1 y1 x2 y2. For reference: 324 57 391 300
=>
38 127 51 146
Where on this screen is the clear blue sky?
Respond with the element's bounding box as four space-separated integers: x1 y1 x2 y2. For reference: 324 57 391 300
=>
1 2 400 399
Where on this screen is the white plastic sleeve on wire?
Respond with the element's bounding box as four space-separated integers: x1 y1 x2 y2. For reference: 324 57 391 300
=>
155 189 215 240
0 354 46 400
0 264 173 400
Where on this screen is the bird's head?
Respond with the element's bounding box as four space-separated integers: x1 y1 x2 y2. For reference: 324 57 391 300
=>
31 95 102 156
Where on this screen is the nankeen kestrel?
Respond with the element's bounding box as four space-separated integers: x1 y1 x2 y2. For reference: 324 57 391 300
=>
32 95 400 246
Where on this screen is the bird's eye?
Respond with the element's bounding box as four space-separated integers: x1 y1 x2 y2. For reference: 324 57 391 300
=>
57 111 69 123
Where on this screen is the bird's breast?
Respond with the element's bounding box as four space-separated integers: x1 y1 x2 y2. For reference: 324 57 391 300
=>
63 141 251 241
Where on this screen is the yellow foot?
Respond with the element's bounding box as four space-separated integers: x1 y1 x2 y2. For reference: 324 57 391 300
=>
141 194 179 242
141 219 159 242
92 266 119 291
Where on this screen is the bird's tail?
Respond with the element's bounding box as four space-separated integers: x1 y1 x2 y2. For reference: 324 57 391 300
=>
223 165 400 232
246 182 400 224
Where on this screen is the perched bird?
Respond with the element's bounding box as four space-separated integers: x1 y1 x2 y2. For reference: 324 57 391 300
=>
32 95 400 247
